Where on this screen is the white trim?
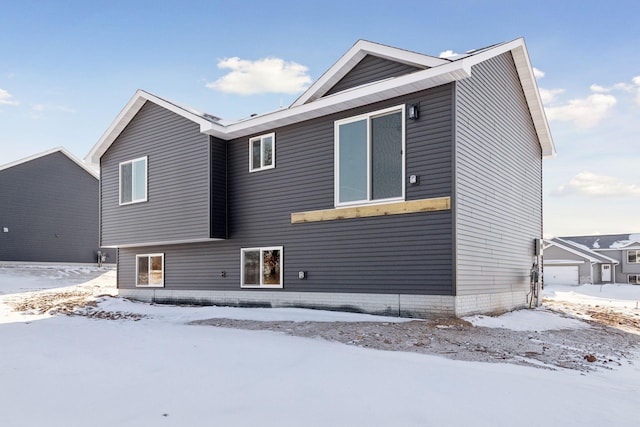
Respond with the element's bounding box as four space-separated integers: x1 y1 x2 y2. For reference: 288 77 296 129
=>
240 246 284 289
102 237 224 249
543 259 586 265
334 105 405 207
627 249 640 264
85 39 555 165
0 146 99 179
118 156 148 205
248 133 276 172
135 253 164 288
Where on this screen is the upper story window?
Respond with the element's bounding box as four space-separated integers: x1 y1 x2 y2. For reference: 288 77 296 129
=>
249 133 275 172
334 105 405 207
120 156 147 205
628 250 640 263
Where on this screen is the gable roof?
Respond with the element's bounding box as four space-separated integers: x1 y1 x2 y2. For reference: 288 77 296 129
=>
560 234 640 250
85 38 555 164
545 238 619 264
0 147 98 179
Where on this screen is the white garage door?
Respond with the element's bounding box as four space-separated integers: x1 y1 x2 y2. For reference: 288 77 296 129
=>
544 266 579 285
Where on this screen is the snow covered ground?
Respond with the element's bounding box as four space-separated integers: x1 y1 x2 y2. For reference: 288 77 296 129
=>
0 265 639 426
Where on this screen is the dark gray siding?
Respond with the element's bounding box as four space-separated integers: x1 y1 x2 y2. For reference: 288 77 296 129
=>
325 55 422 96
455 52 543 296
118 85 455 295
101 102 212 246
209 137 227 239
0 151 108 263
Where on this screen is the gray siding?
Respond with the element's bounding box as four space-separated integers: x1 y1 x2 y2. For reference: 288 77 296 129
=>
0 151 108 263
325 55 422 96
209 137 227 239
118 84 455 296
454 52 543 296
101 102 212 246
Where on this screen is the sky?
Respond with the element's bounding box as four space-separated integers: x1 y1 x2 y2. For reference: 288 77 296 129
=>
1 0 638 237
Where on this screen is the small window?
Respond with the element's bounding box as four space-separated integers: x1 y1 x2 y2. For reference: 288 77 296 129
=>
136 253 164 287
120 157 147 205
628 250 640 263
241 246 283 288
335 105 405 207
249 133 275 172
628 275 640 285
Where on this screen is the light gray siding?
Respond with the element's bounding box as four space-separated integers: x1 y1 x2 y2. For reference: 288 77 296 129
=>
454 52 542 296
543 245 593 284
100 102 212 246
118 84 455 296
325 54 422 96
0 151 108 263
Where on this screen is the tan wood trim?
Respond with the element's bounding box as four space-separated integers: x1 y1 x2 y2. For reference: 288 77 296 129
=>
291 197 451 224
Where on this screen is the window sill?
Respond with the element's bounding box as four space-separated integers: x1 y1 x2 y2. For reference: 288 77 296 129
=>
291 196 450 224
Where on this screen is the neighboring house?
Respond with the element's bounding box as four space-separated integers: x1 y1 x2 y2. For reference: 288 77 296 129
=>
85 38 555 317
543 238 619 285
0 147 115 264
544 234 640 285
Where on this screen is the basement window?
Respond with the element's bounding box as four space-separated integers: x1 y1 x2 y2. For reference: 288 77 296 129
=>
241 247 283 288
136 253 164 287
628 275 640 285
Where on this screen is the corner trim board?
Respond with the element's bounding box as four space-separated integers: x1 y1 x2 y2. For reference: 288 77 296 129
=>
291 196 451 223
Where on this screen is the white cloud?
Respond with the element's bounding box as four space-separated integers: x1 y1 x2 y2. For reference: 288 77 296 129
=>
206 57 311 95
533 67 545 79
31 104 75 113
552 172 640 198
633 76 640 105
439 50 459 59
539 88 565 104
544 92 617 128
0 88 18 106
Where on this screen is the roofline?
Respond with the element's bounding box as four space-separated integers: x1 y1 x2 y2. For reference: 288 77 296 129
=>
548 238 619 264
1 146 99 179
85 38 556 163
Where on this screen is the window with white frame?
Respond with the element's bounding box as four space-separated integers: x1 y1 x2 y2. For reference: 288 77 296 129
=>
249 133 275 172
120 157 147 204
628 275 640 285
627 250 640 263
335 105 405 206
136 253 164 287
241 246 283 288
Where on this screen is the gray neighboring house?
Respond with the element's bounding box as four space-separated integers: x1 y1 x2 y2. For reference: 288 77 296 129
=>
85 38 555 317
545 234 640 285
543 238 619 285
0 147 115 264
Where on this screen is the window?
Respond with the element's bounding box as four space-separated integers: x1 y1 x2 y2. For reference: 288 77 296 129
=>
249 133 275 172
136 253 164 287
628 275 640 285
628 250 640 263
120 157 147 205
335 105 405 206
241 247 283 288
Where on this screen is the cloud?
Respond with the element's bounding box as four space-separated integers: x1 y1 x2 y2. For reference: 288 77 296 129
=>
544 92 617 128
590 82 634 93
29 104 76 119
539 88 564 104
533 67 545 79
439 50 460 59
552 172 640 198
0 88 18 106
633 76 640 105
206 57 311 95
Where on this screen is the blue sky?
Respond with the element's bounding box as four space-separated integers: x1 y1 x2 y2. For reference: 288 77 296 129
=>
1 0 639 236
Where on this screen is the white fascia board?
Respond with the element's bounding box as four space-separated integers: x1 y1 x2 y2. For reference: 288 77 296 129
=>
103 237 225 249
543 259 586 265
460 38 556 158
84 90 223 165
0 146 99 179
204 60 471 140
291 40 449 107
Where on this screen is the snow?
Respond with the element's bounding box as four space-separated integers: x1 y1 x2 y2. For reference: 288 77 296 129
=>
465 308 589 331
1 265 639 426
544 282 640 319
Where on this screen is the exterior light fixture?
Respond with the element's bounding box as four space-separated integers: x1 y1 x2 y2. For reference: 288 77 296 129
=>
408 103 419 120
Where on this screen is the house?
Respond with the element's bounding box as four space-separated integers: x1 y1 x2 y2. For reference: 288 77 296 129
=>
544 234 640 285
0 147 115 264
85 38 555 317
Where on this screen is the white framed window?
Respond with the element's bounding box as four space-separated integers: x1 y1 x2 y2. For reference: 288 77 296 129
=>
119 156 148 205
249 133 275 172
136 253 164 287
627 250 640 263
628 275 640 285
334 105 405 207
241 246 283 288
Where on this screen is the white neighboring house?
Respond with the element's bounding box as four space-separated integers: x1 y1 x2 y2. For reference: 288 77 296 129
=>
544 234 640 285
